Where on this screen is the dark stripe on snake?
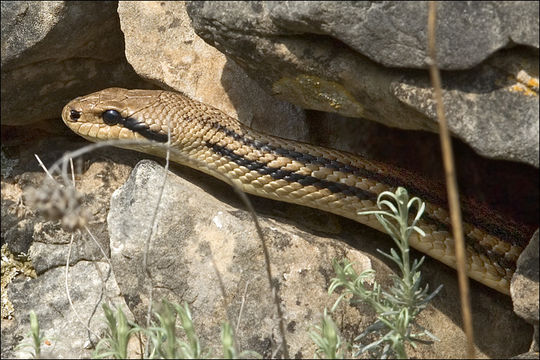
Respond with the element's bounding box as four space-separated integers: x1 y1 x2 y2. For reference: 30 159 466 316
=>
209 122 527 248
206 140 512 272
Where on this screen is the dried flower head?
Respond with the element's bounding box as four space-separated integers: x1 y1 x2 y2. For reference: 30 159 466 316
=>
24 180 90 232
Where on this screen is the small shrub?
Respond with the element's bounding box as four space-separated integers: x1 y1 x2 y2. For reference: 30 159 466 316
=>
313 187 442 359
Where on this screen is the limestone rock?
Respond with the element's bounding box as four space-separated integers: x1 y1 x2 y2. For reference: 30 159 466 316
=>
512 229 540 352
107 160 373 358
187 1 539 167
1 1 154 126
106 159 532 358
117 1 308 142
2 261 127 359
192 1 538 70
0 136 141 359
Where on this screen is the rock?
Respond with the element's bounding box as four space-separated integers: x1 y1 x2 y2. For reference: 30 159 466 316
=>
512 351 540 359
107 160 372 358
0 135 142 358
512 229 540 352
1 1 155 126
105 159 532 358
1 2 538 358
193 1 538 70
117 1 308 142
2 260 128 359
187 1 539 167
1 137 135 275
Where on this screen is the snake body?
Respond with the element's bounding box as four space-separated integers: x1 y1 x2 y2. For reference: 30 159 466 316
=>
62 87 532 295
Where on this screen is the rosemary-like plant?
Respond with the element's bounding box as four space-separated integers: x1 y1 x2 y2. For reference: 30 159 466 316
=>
93 303 138 359
93 299 260 359
309 307 345 359
14 310 47 358
324 187 442 359
138 300 208 359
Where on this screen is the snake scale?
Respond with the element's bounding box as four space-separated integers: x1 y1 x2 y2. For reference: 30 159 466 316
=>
61 87 532 295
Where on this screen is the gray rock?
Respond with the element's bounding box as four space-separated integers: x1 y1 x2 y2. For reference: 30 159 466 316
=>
187 1 539 167
512 229 540 352
0 138 142 359
108 160 373 358
106 159 532 358
393 47 539 167
1 1 155 126
2 261 128 359
117 1 309 142
187 1 538 70
512 351 540 359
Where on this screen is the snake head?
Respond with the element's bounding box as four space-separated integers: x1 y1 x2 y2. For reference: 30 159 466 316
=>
61 87 170 143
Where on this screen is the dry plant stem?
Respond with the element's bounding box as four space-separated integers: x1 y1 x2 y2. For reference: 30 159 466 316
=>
49 136 289 357
210 252 240 356
34 154 54 181
427 1 475 358
143 126 171 358
65 233 100 340
235 281 250 335
69 157 75 186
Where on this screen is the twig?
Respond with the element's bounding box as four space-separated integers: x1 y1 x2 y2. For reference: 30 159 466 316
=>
34 154 55 181
143 122 171 358
427 1 475 358
235 280 250 335
210 251 240 356
48 130 289 357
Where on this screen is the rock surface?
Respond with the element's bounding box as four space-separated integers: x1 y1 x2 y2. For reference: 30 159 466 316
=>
4 261 126 359
117 1 308 142
1 1 538 358
0 133 140 358
0 1 155 126
187 1 539 167
189 1 539 70
105 159 532 358
512 229 540 352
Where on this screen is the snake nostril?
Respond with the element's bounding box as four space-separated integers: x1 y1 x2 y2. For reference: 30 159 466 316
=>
69 109 81 121
102 109 123 125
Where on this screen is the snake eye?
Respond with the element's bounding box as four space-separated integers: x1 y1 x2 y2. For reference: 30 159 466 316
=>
102 109 123 125
69 110 81 121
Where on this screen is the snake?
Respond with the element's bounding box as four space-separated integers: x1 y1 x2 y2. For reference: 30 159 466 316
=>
61 87 533 295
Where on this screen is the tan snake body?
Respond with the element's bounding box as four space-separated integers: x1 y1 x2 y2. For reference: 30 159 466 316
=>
61 87 531 295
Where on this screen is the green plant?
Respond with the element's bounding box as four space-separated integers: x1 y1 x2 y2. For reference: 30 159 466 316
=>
221 321 262 359
323 187 442 359
309 308 345 359
14 310 46 358
148 300 207 359
96 299 261 359
94 303 138 359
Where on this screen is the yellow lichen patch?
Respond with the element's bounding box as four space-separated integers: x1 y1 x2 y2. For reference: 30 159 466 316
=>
509 83 537 96
272 74 364 117
509 70 539 96
517 70 539 92
1 244 37 319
